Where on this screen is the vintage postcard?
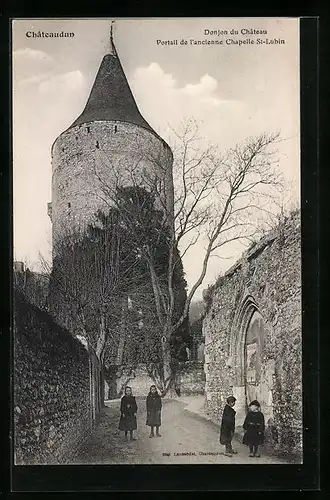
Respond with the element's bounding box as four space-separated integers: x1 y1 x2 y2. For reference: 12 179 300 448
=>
12 17 302 468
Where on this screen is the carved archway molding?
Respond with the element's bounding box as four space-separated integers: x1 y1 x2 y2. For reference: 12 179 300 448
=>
228 291 260 424
230 291 260 386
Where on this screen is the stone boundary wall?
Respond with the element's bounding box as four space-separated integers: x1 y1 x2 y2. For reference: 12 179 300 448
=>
105 361 206 399
179 361 206 396
203 211 302 460
14 290 91 465
105 363 156 399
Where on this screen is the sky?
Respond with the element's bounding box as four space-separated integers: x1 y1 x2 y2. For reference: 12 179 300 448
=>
12 18 300 300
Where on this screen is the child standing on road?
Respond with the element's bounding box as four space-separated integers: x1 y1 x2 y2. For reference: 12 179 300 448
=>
118 386 138 441
146 385 162 438
219 396 237 457
243 400 265 457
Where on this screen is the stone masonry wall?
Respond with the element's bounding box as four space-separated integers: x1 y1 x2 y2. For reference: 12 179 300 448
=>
203 211 302 459
14 290 91 465
179 361 206 396
104 361 205 399
105 363 156 399
51 120 173 248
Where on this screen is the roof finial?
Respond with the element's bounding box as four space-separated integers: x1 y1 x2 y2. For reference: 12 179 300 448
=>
109 20 118 57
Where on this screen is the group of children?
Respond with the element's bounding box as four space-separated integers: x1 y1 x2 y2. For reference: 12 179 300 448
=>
119 386 265 458
118 385 162 440
220 395 265 457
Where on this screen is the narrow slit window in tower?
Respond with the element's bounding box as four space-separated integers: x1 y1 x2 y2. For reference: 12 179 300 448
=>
87 126 90 133
96 141 99 149
68 202 71 208
114 125 118 133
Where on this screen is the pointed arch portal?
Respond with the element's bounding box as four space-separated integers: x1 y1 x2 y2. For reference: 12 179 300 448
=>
230 295 275 425
245 310 264 403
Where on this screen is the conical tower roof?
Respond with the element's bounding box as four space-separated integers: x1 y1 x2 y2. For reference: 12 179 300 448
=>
67 28 157 135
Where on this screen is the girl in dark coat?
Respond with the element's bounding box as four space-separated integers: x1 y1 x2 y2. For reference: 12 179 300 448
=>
118 386 138 441
219 396 237 456
146 385 162 438
243 400 265 457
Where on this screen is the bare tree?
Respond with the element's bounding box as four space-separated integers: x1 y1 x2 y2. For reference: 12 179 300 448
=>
42 209 153 407
47 222 141 349
79 119 285 395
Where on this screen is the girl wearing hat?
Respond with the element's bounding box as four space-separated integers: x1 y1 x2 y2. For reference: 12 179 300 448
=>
243 400 265 457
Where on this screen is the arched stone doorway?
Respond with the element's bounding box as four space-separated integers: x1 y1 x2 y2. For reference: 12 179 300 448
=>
245 311 262 401
244 310 275 424
231 295 274 426
245 310 263 403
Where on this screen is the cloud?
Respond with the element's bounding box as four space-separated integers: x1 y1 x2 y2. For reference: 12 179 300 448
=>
18 71 56 86
13 49 86 98
133 63 224 106
13 48 57 85
134 62 176 88
35 70 88 137
181 74 228 106
182 74 217 96
38 70 85 95
130 62 243 143
13 48 55 63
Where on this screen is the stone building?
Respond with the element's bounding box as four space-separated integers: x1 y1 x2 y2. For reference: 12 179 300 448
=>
48 29 174 249
46 28 186 403
203 211 302 459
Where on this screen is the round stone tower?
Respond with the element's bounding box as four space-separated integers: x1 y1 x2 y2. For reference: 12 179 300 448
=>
49 28 174 252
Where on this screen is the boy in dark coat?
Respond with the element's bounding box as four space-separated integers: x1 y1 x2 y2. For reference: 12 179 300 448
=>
219 396 237 456
118 386 138 441
146 385 162 437
243 400 265 457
